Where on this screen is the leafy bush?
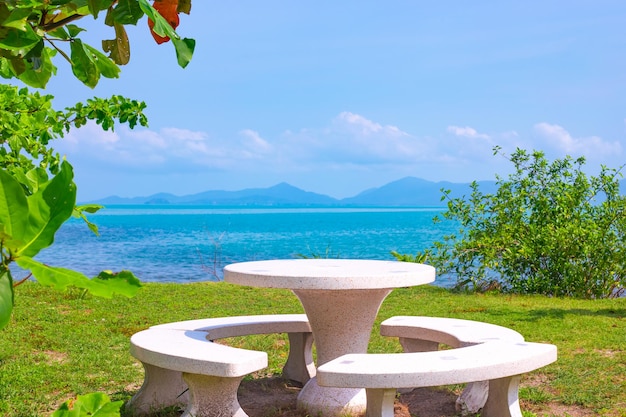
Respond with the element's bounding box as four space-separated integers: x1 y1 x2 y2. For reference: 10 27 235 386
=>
0 2 196 414
396 147 626 299
0 0 195 330
0 85 147 329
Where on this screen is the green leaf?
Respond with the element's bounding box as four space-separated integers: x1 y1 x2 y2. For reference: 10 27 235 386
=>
25 167 50 194
16 257 142 298
66 24 85 38
0 2 8 20
52 392 123 417
0 270 14 330
0 26 39 51
75 204 104 214
138 0 175 38
47 27 71 40
109 0 144 25
0 57 13 79
70 39 99 88
76 392 123 417
96 270 142 294
87 0 116 19
83 43 120 79
73 204 104 236
138 0 195 68
0 168 29 247
16 47 57 89
18 161 76 258
8 55 26 76
172 37 195 69
2 7 33 31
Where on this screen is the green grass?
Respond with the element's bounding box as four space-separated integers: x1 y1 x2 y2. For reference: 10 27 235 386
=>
1 282 625 416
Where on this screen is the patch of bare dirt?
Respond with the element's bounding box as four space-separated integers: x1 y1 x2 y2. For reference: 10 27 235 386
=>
397 387 461 417
236 377 597 417
238 377 302 416
522 401 598 417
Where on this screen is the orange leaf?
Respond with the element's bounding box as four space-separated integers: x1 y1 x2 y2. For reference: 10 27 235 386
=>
148 0 180 44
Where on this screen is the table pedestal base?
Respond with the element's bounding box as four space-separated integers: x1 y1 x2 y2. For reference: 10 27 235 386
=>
293 288 392 416
297 377 366 416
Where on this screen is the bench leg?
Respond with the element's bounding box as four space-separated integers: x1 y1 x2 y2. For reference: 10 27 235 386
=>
398 337 439 353
182 373 248 417
480 375 523 417
364 388 397 417
126 363 188 414
455 380 489 415
283 331 316 385
397 338 490 414
397 337 439 394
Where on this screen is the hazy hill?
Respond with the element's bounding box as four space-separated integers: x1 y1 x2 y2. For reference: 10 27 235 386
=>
92 176 625 207
94 182 339 206
340 177 496 206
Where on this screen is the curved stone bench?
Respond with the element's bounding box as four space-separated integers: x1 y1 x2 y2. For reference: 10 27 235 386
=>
130 329 266 417
317 340 557 417
127 314 314 416
153 313 315 384
380 316 525 349
380 315 524 414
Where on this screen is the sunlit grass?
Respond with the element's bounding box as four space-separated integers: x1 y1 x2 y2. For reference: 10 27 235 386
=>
1 282 625 416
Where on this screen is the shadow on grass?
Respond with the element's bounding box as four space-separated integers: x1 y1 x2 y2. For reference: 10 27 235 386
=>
516 308 626 321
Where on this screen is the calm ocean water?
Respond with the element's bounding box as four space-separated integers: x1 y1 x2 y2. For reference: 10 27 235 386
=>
27 206 457 287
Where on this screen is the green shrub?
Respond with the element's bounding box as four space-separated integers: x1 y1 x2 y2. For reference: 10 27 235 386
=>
397 147 626 298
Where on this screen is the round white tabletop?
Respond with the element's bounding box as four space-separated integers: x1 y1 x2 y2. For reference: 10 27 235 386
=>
223 258 436 289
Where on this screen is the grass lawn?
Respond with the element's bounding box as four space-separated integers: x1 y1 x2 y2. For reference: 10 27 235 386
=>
1 282 625 416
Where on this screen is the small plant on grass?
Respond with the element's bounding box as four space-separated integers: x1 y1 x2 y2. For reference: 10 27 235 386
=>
52 393 123 417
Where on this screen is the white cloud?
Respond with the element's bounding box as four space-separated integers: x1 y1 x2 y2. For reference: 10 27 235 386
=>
446 125 490 140
534 122 622 156
439 125 502 164
58 124 223 170
59 115 622 193
334 111 409 137
63 121 120 147
239 129 272 153
278 112 427 167
162 127 208 142
57 113 504 180
125 129 167 148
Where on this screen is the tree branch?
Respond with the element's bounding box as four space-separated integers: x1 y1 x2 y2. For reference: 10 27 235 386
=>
39 13 86 32
13 273 32 287
44 37 72 65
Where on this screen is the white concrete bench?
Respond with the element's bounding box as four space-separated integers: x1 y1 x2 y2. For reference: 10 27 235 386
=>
380 315 524 413
317 340 557 417
152 313 315 385
127 314 314 416
380 315 525 350
129 328 266 417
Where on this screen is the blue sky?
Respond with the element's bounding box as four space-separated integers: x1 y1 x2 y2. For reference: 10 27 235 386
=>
42 1 626 201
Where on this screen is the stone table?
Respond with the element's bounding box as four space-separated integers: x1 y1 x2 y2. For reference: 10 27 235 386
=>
223 258 435 416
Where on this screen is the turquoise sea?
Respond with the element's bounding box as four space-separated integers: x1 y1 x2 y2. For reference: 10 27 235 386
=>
29 206 457 287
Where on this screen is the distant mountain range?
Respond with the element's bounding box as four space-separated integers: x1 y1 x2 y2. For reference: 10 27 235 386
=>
91 177 500 207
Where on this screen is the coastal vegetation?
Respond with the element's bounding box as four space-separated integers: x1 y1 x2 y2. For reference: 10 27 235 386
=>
1 2 194 415
395 147 626 299
1 282 624 416
0 1 195 330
